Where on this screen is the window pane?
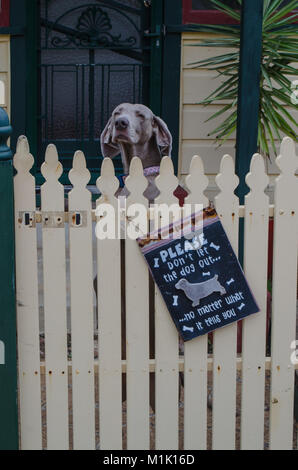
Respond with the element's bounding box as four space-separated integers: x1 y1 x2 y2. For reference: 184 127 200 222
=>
192 0 239 9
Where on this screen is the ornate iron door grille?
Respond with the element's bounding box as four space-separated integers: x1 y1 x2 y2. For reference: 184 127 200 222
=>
38 0 150 175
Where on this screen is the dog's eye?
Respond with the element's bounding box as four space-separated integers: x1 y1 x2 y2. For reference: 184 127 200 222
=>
136 113 145 120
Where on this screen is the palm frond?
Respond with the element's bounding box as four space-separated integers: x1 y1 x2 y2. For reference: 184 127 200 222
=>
264 0 298 28
188 0 298 158
207 0 241 21
263 0 285 21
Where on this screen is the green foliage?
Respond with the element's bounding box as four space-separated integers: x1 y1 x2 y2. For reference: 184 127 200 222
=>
189 0 298 157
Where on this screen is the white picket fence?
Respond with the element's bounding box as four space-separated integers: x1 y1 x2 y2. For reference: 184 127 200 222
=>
13 135 298 450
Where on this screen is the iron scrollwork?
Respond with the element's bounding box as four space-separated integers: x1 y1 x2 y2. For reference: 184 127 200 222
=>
49 5 138 49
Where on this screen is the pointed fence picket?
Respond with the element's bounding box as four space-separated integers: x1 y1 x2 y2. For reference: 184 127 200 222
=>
213 155 239 450
154 157 180 450
12 136 297 450
14 136 42 450
183 155 209 450
124 158 150 450
68 152 95 450
96 159 123 450
241 154 269 449
269 138 298 450
40 145 69 450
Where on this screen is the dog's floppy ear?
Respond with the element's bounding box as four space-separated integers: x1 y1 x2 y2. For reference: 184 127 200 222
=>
100 117 120 158
153 116 172 158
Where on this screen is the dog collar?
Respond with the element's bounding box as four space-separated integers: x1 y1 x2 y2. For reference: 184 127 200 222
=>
120 165 160 186
143 165 160 177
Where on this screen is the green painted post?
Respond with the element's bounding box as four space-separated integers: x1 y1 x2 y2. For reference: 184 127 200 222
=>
149 0 164 117
25 0 39 162
0 108 18 450
235 0 264 202
236 0 263 266
162 0 182 175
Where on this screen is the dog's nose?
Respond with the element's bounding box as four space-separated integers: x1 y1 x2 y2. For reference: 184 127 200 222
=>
115 117 129 130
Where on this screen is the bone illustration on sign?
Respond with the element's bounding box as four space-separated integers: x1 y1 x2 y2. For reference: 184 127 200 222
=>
183 325 194 333
238 303 246 311
209 242 220 251
175 274 226 307
226 278 235 286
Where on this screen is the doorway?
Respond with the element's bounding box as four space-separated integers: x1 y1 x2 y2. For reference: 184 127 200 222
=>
37 0 151 177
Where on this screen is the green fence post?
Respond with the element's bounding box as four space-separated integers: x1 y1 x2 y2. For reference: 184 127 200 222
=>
235 0 263 266
0 107 18 450
235 0 263 202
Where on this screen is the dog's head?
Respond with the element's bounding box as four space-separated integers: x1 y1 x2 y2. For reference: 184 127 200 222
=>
100 103 172 159
175 279 188 290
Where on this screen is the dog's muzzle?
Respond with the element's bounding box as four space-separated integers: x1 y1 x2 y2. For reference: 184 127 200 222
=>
115 117 129 130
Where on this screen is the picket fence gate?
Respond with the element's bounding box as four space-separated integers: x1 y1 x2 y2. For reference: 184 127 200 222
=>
14 135 298 450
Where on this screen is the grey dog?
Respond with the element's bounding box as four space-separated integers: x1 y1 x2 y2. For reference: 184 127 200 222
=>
100 103 172 200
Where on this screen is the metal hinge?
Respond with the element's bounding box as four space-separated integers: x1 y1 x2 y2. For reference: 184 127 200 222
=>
144 24 187 39
144 24 166 38
42 211 65 228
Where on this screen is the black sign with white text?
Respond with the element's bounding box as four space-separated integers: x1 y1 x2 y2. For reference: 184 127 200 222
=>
138 208 259 342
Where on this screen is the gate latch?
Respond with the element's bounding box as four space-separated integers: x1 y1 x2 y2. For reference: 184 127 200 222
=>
18 211 36 228
69 211 88 228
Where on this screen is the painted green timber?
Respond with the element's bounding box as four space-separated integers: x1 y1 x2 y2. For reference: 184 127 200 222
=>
162 0 181 175
26 0 39 164
10 0 26 155
10 1 38 165
149 0 164 116
235 0 263 266
235 0 263 202
0 108 18 450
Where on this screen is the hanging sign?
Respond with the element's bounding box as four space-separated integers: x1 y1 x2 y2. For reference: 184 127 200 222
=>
138 207 259 341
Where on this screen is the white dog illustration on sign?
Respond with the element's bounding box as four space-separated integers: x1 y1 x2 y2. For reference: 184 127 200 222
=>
175 275 226 307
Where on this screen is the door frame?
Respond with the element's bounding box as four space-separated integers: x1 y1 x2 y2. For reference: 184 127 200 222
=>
161 0 181 175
